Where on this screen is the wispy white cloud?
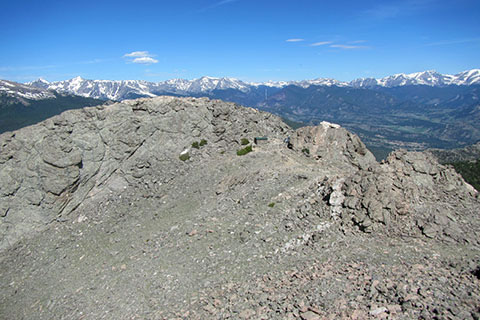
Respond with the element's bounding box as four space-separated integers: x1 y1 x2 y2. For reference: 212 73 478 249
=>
425 38 480 46
123 51 151 58
216 0 238 6
286 38 304 42
132 57 159 64
349 40 367 44
200 0 240 11
310 41 332 46
287 38 369 49
123 51 158 64
330 44 369 49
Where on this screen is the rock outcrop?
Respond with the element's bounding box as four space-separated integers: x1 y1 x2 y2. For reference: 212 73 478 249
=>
0 96 290 251
319 150 478 242
292 121 377 171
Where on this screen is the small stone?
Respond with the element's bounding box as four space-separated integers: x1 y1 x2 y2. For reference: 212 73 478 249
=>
387 304 402 314
370 307 387 316
300 311 321 320
188 229 198 236
421 225 438 238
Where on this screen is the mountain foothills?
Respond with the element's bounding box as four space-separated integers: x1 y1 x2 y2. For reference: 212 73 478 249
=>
1 69 480 151
0 96 479 319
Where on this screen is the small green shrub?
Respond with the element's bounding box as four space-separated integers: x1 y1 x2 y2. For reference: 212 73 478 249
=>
191 141 199 149
268 202 275 208
240 138 250 145
302 148 310 155
199 139 208 146
179 153 190 161
237 145 252 156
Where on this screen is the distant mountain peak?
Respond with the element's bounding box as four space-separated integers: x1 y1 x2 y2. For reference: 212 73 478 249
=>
37 77 50 84
26 78 51 89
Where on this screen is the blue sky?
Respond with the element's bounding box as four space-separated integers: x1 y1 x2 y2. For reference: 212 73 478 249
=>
1 0 479 82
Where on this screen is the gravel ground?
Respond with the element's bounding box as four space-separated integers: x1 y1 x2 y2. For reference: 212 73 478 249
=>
1 97 479 319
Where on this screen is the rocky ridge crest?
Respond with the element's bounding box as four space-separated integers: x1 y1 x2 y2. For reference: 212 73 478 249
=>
0 96 290 250
1 96 478 249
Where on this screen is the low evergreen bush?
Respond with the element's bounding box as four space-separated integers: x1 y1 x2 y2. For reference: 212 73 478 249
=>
237 145 252 156
179 153 190 161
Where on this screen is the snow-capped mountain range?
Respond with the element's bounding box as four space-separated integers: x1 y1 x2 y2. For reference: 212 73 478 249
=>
0 79 56 102
25 76 353 101
12 68 480 101
349 69 480 88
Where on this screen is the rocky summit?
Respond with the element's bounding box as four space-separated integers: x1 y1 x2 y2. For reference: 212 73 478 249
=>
0 96 479 319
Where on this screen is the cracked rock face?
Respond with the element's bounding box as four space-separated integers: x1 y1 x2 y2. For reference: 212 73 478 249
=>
0 96 290 250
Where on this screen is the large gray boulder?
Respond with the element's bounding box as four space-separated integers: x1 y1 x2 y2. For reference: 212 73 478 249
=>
292 121 377 172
